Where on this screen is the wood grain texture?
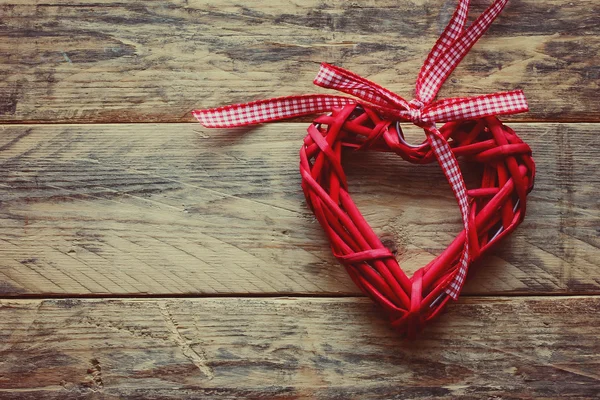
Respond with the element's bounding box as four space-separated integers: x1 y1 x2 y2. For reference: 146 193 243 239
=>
0 122 597 296
2 0 598 397
0 296 599 399
1 0 599 123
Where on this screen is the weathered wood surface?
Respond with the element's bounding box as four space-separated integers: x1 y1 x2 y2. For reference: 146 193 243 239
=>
1 0 599 123
0 296 599 399
1 0 599 397
0 123 597 296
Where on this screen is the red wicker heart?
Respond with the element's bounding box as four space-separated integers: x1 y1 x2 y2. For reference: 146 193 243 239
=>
300 104 535 337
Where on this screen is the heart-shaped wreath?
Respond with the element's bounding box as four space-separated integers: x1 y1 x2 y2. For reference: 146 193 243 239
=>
194 0 535 337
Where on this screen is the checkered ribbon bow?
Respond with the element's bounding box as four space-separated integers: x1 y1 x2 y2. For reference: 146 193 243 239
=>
194 0 528 299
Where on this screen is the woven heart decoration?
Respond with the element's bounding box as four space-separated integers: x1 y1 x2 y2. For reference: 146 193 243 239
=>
194 0 535 337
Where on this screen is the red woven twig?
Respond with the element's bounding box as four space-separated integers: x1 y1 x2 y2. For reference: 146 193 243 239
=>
194 0 535 337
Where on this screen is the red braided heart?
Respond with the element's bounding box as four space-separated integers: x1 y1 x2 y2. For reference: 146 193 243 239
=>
300 104 534 337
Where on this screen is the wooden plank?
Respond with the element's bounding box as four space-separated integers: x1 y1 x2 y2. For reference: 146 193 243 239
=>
0 296 599 399
0 0 599 123
0 122 597 296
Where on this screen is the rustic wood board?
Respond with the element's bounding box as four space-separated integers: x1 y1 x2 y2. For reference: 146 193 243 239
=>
0 122 597 296
1 0 599 123
0 296 599 399
1 0 599 396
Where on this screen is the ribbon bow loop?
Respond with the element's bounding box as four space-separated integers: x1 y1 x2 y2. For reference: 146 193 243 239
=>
313 63 409 111
312 62 528 129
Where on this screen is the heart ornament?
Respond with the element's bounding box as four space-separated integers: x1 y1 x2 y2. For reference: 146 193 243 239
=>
195 0 535 337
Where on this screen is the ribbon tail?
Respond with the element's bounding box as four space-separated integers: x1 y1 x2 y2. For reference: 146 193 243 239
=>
424 126 472 299
193 94 355 128
421 90 528 124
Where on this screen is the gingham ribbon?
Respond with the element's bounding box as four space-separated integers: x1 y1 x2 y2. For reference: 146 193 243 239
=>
194 0 528 299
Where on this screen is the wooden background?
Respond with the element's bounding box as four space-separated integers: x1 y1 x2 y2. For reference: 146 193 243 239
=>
1 0 599 398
